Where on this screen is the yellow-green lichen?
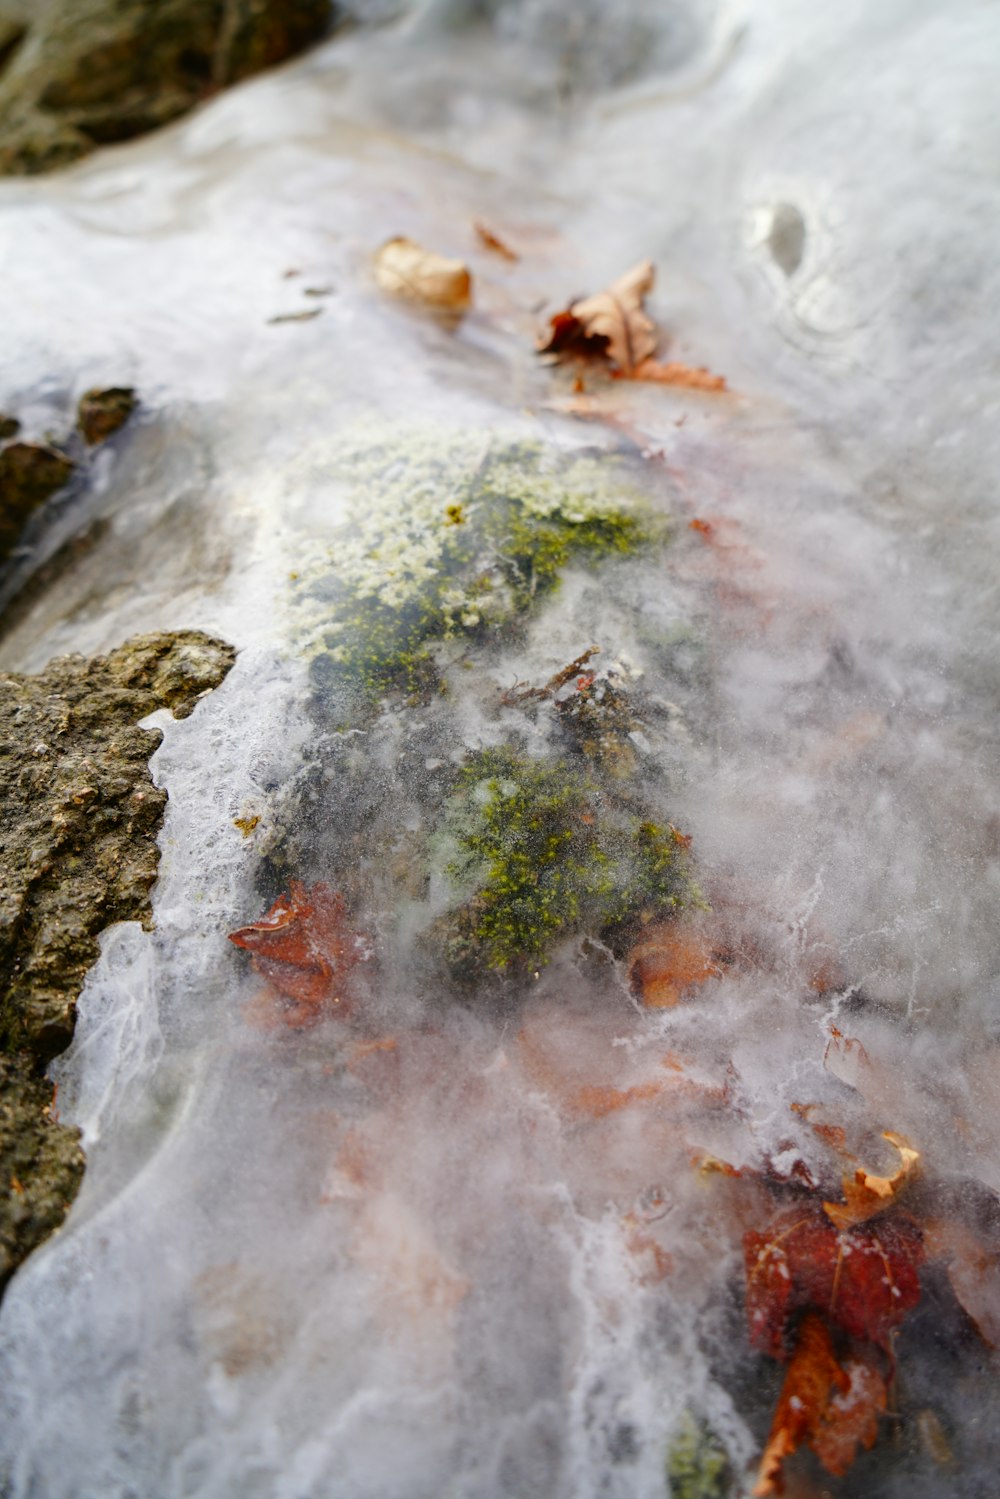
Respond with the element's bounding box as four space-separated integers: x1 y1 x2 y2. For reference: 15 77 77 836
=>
440 746 692 976
297 429 658 699
666 1414 732 1499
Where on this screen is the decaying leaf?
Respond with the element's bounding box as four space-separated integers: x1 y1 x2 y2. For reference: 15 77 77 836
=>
473 219 518 261
753 1313 886 1496
823 1130 921 1230
538 260 657 374
374 236 472 312
228 880 370 1025
627 921 722 1008
616 358 727 393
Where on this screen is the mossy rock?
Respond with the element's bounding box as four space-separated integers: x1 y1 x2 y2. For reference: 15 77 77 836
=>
0 0 333 175
438 746 694 978
0 629 235 1297
299 430 660 704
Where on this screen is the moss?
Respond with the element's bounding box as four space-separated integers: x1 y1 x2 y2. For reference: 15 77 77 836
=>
439 746 692 977
665 1413 732 1499
0 629 235 1298
298 430 657 702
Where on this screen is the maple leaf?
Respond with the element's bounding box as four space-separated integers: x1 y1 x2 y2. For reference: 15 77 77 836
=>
228 881 369 1026
753 1313 887 1496
823 1130 921 1230
744 1203 924 1359
538 260 658 375
374 237 472 312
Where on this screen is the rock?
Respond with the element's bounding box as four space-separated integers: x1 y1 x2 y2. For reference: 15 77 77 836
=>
0 440 74 562
0 14 26 73
0 630 235 1296
76 385 136 445
0 414 20 440
0 0 334 177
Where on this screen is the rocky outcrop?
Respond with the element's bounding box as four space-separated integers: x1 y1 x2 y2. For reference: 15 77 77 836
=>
0 0 333 176
0 630 236 1294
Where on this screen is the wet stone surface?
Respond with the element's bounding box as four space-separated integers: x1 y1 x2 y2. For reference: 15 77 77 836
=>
0 629 235 1295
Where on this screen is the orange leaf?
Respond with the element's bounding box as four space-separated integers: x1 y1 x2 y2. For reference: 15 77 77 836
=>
617 357 727 393
627 922 722 1008
823 1131 921 1230
753 1313 847 1496
754 1315 886 1495
538 260 658 374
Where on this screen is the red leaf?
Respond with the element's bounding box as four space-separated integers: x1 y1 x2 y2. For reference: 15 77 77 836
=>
229 881 369 1024
744 1203 923 1358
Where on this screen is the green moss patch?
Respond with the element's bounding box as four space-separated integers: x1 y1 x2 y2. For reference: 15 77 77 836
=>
439 746 693 977
299 431 658 701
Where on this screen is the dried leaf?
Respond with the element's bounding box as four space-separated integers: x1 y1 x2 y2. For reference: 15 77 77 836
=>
538 260 657 374
374 236 472 312
754 1314 886 1495
745 1204 924 1358
823 1131 921 1230
473 219 518 261
627 922 722 1008
616 358 727 393
229 881 370 1025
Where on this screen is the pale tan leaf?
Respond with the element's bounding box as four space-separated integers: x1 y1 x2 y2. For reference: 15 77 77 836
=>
374 237 472 312
538 260 657 374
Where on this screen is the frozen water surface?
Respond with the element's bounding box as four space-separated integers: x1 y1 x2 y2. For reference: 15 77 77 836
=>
2 1 1000 1495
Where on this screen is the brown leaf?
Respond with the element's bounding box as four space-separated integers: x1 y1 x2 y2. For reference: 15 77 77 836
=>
823 1131 921 1230
538 260 657 374
374 236 472 312
473 219 518 261
617 358 727 393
